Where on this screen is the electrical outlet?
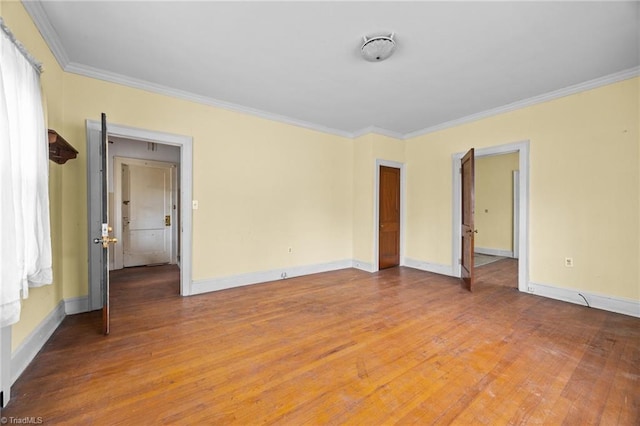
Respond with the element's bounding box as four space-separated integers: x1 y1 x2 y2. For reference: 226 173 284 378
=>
565 257 573 267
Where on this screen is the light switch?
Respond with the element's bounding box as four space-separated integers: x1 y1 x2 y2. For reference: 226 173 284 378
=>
192 200 199 210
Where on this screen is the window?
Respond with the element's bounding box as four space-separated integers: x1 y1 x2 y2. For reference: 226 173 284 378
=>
0 18 52 328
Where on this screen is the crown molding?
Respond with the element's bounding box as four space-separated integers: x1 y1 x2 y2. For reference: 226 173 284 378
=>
352 126 404 140
404 66 640 140
65 62 354 139
21 1 639 142
21 1 353 139
21 0 70 68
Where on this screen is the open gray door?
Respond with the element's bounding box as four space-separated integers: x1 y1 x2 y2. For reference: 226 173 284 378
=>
461 148 476 291
87 113 117 335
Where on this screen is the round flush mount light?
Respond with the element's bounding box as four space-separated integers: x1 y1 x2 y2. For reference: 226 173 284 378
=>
361 33 396 62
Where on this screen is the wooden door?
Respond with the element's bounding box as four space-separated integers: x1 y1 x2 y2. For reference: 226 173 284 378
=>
122 162 173 267
461 148 475 291
379 166 400 269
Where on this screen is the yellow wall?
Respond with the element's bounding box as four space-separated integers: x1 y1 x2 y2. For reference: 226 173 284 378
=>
406 78 639 300
475 153 519 252
62 75 354 283
4 0 65 351
4 0 353 349
4 0 639 354
352 133 405 266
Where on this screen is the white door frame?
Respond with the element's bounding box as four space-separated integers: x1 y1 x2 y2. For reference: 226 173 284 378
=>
452 140 529 292
86 120 193 300
513 170 520 259
373 159 406 272
114 157 178 269
0 325 10 406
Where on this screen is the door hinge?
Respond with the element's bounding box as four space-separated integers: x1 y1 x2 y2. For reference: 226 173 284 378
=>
458 258 462 265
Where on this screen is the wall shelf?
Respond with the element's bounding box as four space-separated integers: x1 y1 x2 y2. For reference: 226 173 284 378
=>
48 129 78 164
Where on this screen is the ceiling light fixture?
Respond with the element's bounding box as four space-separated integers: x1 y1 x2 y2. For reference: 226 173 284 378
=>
361 33 396 62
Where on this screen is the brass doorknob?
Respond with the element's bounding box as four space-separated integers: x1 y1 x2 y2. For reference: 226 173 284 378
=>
95 236 118 248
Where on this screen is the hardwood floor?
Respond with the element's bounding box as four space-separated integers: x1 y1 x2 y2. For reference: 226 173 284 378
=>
3 261 639 424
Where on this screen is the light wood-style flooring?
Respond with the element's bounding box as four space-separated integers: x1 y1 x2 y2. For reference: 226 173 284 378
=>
3 260 639 424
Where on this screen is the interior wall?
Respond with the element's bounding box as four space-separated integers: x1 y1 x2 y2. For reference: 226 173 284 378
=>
405 77 639 301
63 74 355 283
108 138 181 192
108 138 181 270
352 133 405 268
5 0 354 349
5 0 639 355
4 0 66 352
474 152 519 254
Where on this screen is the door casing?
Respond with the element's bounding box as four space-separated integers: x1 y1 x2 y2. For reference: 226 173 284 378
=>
114 157 178 269
86 120 193 304
0 325 10 407
373 159 406 272
452 140 529 292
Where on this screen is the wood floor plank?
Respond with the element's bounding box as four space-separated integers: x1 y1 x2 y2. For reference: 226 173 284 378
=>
2 261 639 424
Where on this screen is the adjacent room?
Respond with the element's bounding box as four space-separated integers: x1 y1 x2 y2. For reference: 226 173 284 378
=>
1 1 638 424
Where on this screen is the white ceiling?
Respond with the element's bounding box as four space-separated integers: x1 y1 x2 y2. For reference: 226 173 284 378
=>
24 1 639 138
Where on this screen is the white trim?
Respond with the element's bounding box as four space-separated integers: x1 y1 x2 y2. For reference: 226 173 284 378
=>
404 67 640 140
452 141 530 292
404 258 455 277
528 282 640 319
373 159 407 272
11 301 66 385
20 0 640 142
352 126 405 140
352 260 375 273
191 259 353 295
57 63 640 142
474 247 514 258
86 120 194 297
21 0 71 68
1 326 10 407
513 170 520 259
64 296 90 315
66 62 354 139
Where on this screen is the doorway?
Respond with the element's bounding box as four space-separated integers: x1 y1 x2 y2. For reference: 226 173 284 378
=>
379 165 401 269
86 120 193 308
374 159 406 271
113 155 179 270
452 141 529 292
474 151 520 287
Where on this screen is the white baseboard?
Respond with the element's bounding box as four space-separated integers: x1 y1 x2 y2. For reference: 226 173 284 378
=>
475 247 514 258
1 326 11 407
528 282 640 318
64 296 90 315
11 300 66 385
352 260 375 272
403 258 455 277
191 259 354 295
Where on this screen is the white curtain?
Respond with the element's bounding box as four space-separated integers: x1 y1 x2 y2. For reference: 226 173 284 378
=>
0 19 52 327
